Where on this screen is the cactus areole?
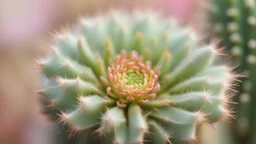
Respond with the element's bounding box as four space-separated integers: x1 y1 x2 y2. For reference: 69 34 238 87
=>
38 11 238 144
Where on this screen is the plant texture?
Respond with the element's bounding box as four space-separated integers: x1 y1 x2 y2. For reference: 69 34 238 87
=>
210 0 256 143
37 11 237 144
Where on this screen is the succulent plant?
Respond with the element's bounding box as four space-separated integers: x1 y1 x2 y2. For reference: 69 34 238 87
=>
37 11 238 144
210 0 256 143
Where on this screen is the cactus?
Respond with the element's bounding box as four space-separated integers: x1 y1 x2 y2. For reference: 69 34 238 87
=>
210 0 256 143
37 11 238 144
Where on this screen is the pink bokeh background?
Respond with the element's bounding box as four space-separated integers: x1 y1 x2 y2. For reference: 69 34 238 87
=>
0 0 60 45
164 0 196 21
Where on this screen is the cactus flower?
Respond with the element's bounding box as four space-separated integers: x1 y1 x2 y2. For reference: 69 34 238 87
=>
37 11 238 144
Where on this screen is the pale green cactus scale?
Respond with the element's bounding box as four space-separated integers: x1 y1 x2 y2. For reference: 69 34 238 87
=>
38 11 237 144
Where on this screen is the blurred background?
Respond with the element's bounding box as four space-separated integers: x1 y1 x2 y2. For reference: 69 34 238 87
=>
0 0 226 144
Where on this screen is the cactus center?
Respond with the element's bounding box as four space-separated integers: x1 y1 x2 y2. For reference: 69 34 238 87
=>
124 72 144 86
107 51 160 107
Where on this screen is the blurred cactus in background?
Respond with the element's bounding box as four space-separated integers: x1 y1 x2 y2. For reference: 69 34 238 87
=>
209 0 256 143
37 11 239 144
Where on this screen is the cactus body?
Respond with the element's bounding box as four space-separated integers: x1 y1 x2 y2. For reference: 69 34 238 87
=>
38 11 237 144
210 0 256 143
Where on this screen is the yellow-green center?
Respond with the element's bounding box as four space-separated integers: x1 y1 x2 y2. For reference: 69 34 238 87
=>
123 72 145 86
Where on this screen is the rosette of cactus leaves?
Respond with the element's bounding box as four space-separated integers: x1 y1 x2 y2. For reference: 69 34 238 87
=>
37 11 240 144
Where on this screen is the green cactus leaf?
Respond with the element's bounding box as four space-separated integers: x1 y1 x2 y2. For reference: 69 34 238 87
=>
55 34 78 60
42 50 98 83
128 104 147 144
150 107 204 124
148 120 170 144
64 95 113 130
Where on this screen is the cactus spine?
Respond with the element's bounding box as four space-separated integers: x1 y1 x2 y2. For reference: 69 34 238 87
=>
37 11 238 144
210 0 256 143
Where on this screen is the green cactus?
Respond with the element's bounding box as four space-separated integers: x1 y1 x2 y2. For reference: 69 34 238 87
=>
210 0 256 143
37 11 238 144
